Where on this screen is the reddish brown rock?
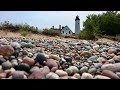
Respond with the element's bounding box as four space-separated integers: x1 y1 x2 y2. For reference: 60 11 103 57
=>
55 70 68 77
108 49 117 54
22 56 35 66
49 55 60 61
0 73 7 78
102 70 119 79
40 66 50 76
51 67 58 72
0 45 14 57
101 63 120 72
12 71 25 79
45 59 58 69
28 71 45 79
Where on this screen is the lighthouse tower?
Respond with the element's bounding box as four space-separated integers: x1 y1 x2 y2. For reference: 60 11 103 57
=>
75 15 80 34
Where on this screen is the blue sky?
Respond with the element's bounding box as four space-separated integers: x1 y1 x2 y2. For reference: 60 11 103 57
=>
0 11 106 32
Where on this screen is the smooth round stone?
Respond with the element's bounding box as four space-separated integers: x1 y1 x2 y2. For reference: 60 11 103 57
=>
93 45 99 51
2 61 12 70
17 63 30 72
108 49 117 54
87 56 98 62
0 65 3 73
49 54 60 61
66 66 79 75
0 38 9 45
12 71 25 79
11 42 21 49
46 72 60 79
94 75 111 79
85 46 91 50
11 59 18 67
0 55 6 65
108 59 115 64
45 59 58 69
102 70 119 79
80 66 88 73
51 67 58 72
22 56 35 66
0 73 7 78
81 73 93 79
64 56 72 63
40 66 50 76
0 45 14 57
80 51 92 58
88 68 97 75
73 73 80 79
30 66 40 73
101 63 120 72
28 71 45 79
35 53 47 65
55 70 68 77
93 63 102 69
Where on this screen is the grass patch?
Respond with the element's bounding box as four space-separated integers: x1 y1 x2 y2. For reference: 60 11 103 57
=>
20 31 29 37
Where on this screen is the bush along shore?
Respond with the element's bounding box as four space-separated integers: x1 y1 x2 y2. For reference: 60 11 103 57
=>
0 37 119 79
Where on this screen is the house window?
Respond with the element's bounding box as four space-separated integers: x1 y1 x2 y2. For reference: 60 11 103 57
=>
69 31 70 34
63 31 64 34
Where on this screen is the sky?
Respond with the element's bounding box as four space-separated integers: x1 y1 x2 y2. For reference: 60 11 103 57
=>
0 11 107 33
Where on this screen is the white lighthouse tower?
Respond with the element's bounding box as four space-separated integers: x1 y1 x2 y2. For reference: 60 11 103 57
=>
75 15 80 34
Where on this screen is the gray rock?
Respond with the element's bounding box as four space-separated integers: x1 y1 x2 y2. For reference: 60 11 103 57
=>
2 61 12 70
88 68 97 75
46 72 59 79
66 66 79 75
80 66 88 73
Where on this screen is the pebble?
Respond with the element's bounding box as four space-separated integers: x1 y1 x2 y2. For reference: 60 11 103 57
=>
80 66 88 73
30 66 40 73
45 59 58 69
88 68 97 75
46 72 59 79
28 71 45 79
22 56 35 66
81 73 93 79
102 70 120 79
2 61 12 70
66 66 79 75
55 70 68 77
12 71 25 79
35 53 47 65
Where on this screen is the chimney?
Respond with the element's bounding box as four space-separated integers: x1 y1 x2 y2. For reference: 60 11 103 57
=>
59 25 61 29
62 26 64 29
52 26 54 29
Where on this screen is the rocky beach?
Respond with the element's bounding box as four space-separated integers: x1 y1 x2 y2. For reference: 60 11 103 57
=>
0 35 119 79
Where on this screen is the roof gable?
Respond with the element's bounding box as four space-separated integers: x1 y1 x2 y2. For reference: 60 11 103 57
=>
62 25 73 33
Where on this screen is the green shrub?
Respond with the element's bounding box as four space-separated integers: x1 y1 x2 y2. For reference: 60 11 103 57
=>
77 31 95 40
21 31 28 37
42 28 60 36
116 34 120 41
